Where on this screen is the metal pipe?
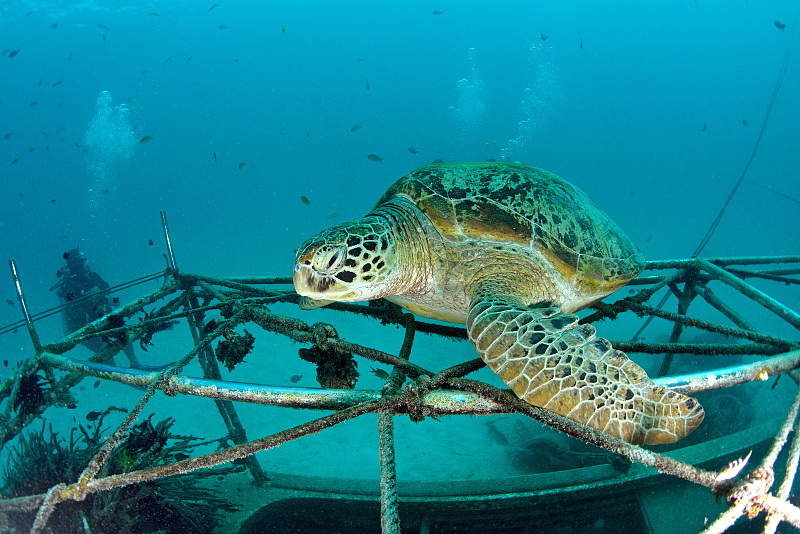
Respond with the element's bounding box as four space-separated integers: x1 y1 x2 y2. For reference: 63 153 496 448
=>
698 259 800 330
8 259 42 354
42 349 800 411
160 211 177 271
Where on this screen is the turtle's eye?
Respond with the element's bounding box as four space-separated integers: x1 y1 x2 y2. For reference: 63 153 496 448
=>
312 244 347 275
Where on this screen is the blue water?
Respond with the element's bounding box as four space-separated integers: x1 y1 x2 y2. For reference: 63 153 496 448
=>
0 1 799 530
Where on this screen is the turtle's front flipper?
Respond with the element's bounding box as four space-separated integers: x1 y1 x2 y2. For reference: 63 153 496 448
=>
299 296 336 310
466 297 704 445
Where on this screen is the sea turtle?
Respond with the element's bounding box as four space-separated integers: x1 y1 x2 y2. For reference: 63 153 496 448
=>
293 162 704 445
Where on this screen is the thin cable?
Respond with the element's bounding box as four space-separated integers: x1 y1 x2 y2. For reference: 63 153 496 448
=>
632 32 794 342
694 34 793 256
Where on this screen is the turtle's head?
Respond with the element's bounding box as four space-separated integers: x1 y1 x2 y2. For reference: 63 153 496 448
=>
293 219 399 303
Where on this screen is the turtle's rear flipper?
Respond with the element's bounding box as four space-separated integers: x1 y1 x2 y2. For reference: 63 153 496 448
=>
466 299 704 446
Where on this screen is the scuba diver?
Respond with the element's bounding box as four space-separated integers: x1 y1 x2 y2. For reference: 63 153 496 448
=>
52 248 141 368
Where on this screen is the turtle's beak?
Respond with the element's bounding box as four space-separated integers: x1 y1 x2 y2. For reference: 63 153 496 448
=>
293 263 336 297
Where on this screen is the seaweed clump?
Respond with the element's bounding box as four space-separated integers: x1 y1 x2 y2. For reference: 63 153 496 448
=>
215 329 255 371
1 413 238 533
299 345 359 389
12 371 49 416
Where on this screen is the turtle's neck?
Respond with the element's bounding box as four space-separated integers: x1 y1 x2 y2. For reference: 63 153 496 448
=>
367 197 435 296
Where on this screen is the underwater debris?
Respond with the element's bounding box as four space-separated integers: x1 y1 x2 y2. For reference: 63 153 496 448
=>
298 345 359 389
215 329 255 371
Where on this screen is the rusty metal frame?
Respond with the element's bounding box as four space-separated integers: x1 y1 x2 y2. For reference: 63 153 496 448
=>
0 251 799 533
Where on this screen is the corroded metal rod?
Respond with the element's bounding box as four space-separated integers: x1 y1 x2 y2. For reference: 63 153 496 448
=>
698 259 800 330
40 349 800 410
8 259 42 354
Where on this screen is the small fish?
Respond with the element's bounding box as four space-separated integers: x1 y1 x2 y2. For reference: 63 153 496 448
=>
63 252 70 259
408 146 419 154
93 380 101 388
290 374 302 383
50 23 58 29
775 21 786 31
3 360 7 367
97 23 109 30
300 195 310 205
86 411 102 421
8 50 19 58
326 212 339 219
58 235 67 240
174 453 190 461
540 34 548 41
371 367 390 379
163 56 172 63
100 33 106 44
141 69 149 75
51 79 63 87
149 12 160 16
139 135 154 144
6 299 14 307
27 147 35 153
218 24 228 30
208 3 219 11
282 27 287 33
186 55 193 62
306 131 310 138
213 152 217 162
30 101 38 107
742 119 749 126
702 123 708 132
112 297 120 304
102 188 109 193
367 153 383 164
148 238 154 246
50 198 56 203
238 160 247 170
10 158 20 165
432 10 444 15
580 38 583 49
350 124 362 132
3 132 11 140
365 77 370 90
715 450 752 481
